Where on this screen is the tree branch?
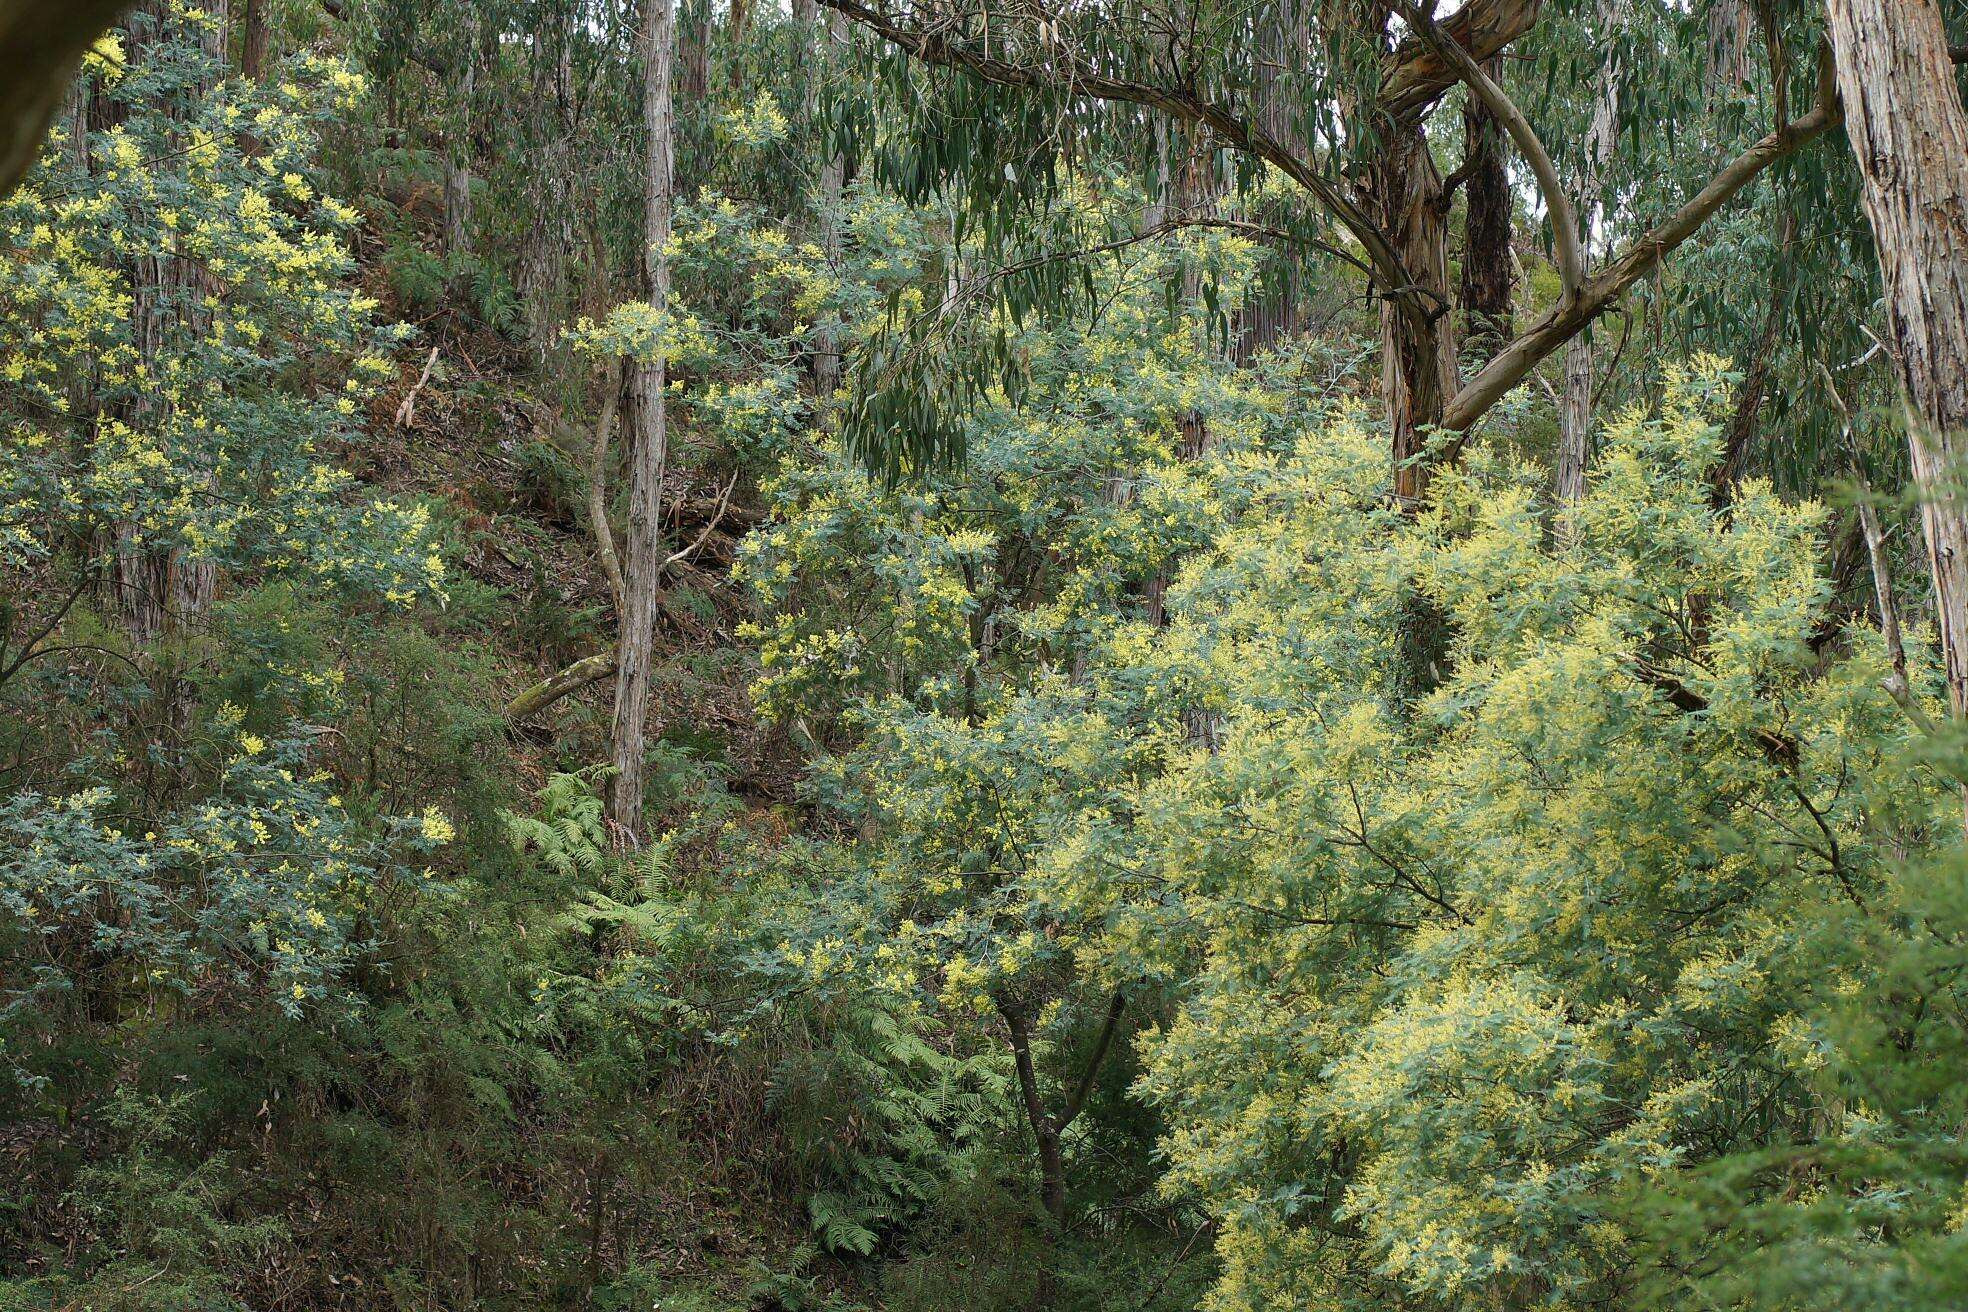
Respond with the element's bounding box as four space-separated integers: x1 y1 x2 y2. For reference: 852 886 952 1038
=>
1820 357 1930 731
504 652 616 721
319 0 455 78
1058 989 1126 1133
0 570 91 688
658 470 738 580
1380 0 1545 121
1386 0 1582 295
815 0 1424 321
1442 60 1840 435
584 357 626 607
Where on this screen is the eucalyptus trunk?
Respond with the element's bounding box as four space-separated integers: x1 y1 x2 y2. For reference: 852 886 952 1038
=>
110 0 225 641
1556 0 1622 510
1234 2 1310 363
1828 0 1968 757
1373 124 1456 503
1460 58 1514 368
812 4 846 395
609 0 676 832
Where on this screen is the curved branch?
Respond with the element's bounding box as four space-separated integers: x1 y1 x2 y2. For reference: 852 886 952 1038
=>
815 0 1427 324
1381 0 1544 121
1388 0 1582 295
1443 89 1840 433
584 357 626 607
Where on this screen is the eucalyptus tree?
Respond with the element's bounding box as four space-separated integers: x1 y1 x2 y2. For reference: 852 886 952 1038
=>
1827 0 1968 771
1554 0 1620 509
608 0 677 832
816 0 1844 498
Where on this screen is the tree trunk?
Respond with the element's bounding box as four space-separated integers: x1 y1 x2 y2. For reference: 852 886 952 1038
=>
811 4 846 395
1460 58 1514 369
110 0 224 642
1370 123 1455 503
1711 232 1790 502
239 0 266 80
1827 0 1968 763
443 12 479 270
519 14 576 353
1001 1002 1066 1309
1556 0 1622 510
679 0 709 102
1707 0 1755 101
1233 2 1309 363
609 0 676 833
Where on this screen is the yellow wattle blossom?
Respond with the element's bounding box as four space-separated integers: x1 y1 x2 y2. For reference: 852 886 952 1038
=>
419 806 456 846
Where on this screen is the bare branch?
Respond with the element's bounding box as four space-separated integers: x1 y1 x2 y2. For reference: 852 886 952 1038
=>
1387 0 1582 295
504 652 616 721
659 471 739 579
585 358 627 607
1443 75 1840 434
395 346 440 429
1820 357 1929 729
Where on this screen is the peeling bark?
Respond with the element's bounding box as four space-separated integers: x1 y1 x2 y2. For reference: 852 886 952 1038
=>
1827 0 1968 757
1372 124 1456 502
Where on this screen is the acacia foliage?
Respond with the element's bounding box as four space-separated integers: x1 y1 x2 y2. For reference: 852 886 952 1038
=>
0 11 441 603
0 9 455 1092
750 311 1968 1306
8 3 1968 1308
1049 362 1965 1308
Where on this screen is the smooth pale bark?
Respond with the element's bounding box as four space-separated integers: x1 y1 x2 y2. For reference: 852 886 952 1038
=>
1556 0 1622 511
609 0 676 832
812 6 846 395
0 0 130 198
1827 0 1968 748
584 361 627 608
